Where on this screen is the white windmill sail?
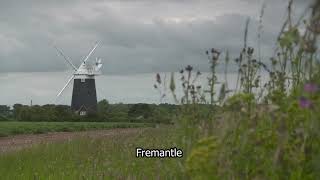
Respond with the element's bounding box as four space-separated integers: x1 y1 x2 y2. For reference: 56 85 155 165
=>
53 41 103 103
82 42 99 63
94 57 103 74
53 45 77 71
56 74 75 98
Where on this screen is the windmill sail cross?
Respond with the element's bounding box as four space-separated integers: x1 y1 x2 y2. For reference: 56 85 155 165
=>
54 42 103 115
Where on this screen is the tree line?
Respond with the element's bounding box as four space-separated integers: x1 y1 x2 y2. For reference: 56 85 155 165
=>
0 99 176 123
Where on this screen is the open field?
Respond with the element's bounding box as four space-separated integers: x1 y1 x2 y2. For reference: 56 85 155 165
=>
0 128 148 153
0 127 183 179
0 122 154 137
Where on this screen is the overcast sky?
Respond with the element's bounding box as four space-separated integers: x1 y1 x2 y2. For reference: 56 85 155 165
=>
0 0 312 74
0 0 313 105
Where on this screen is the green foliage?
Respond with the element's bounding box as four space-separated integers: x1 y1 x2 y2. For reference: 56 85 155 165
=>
12 104 77 122
0 105 11 120
97 99 110 119
224 93 255 110
128 104 154 122
0 122 153 137
279 27 301 49
169 1 320 179
2 100 176 124
186 136 219 180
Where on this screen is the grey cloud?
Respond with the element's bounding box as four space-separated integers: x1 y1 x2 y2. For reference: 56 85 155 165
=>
0 0 313 74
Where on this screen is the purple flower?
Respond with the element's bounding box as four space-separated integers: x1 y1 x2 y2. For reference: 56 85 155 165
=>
304 83 318 93
299 97 312 109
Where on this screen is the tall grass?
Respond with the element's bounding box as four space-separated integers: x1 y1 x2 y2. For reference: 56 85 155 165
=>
162 0 320 179
0 127 184 179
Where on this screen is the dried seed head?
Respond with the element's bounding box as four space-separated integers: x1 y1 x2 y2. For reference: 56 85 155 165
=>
156 73 161 84
247 47 254 55
185 65 193 72
302 41 317 53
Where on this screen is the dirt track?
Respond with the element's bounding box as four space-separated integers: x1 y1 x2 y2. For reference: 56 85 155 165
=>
0 128 144 153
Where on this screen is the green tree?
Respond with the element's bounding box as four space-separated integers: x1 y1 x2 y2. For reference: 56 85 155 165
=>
98 99 110 120
13 104 23 119
0 105 11 120
128 103 153 122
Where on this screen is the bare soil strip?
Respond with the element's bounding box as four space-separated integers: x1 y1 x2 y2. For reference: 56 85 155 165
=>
0 128 145 153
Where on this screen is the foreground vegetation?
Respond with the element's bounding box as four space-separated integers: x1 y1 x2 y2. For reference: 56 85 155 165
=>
153 0 320 178
0 127 183 179
0 122 154 137
172 1 320 179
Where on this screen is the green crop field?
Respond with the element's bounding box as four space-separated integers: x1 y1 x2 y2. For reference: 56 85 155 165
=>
0 127 183 179
0 122 154 137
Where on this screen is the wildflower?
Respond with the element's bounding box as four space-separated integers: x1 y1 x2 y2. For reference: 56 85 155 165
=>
304 83 318 93
299 97 312 109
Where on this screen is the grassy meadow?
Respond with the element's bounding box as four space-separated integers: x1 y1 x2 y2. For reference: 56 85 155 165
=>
0 127 183 179
0 122 154 137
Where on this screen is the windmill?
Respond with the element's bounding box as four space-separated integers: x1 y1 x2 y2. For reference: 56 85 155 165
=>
54 42 103 116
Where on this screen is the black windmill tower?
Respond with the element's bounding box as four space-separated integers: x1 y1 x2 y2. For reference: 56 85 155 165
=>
54 42 103 115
